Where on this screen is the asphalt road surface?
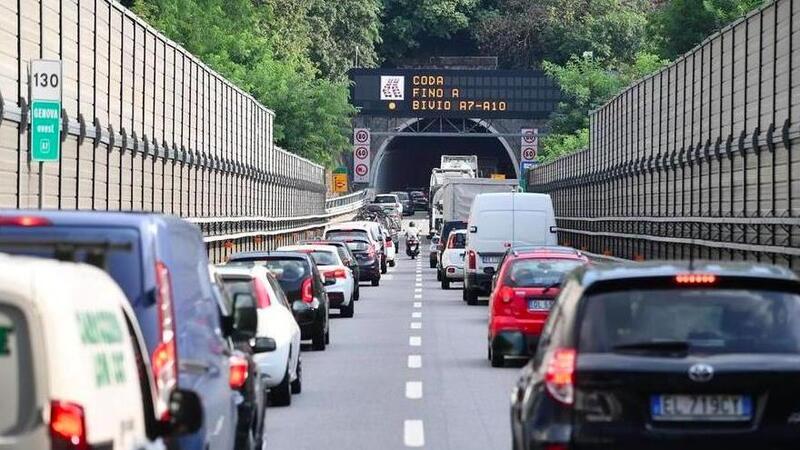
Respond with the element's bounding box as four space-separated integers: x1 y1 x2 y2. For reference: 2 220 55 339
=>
264 235 520 450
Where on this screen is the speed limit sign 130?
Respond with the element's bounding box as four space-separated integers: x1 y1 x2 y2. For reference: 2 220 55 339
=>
30 60 63 162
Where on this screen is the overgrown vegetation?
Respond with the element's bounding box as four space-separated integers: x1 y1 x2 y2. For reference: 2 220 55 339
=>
125 0 765 166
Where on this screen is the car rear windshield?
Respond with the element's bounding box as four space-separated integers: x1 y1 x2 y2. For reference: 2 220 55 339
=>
448 233 466 249
327 230 370 242
503 259 583 288
302 250 338 266
373 196 395 204
578 289 800 355
393 192 410 201
343 240 369 252
232 258 310 284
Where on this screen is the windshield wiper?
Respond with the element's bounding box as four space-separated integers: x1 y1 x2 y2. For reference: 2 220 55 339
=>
612 340 690 354
541 281 561 294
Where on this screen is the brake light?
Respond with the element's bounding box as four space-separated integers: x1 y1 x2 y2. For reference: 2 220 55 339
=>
153 261 178 420
545 348 576 405
324 269 347 279
0 215 52 227
251 278 272 308
675 273 717 284
301 277 314 303
229 355 249 389
498 285 515 304
467 250 477 270
50 401 87 450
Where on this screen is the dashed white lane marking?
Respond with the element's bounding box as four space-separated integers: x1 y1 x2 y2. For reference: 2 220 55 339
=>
408 354 422 368
414 288 422 292
414 294 422 299
404 420 425 447
410 322 422 329
383 275 395 280
413 302 422 308
412 311 422 318
415 283 423 287
409 336 422 346
405 381 423 399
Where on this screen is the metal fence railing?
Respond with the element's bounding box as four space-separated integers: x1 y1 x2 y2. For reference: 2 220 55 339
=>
0 0 340 260
528 0 800 269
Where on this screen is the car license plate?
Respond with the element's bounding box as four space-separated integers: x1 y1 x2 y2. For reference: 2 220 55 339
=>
482 256 500 264
651 395 751 421
528 299 553 311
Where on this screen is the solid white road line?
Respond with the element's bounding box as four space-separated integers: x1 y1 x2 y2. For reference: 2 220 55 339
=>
413 302 422 308
405 381 423 399
412 311 422 318
409 336 422 346
408 354 422 368
404 420 425 447
410 322 422 329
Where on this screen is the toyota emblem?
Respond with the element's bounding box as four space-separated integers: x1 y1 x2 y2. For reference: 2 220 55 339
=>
688 363 714 382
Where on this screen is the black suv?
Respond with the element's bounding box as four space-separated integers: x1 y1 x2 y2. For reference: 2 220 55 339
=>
511 261 800 450
228 251 330 350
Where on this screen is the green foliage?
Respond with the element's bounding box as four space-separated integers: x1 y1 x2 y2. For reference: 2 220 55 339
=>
539 129 589 163
131 0 371 166
649 0 764 59
380 0 481 60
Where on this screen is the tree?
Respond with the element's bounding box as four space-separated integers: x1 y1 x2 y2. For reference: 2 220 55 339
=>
473 0 549 68
649 0 763 59
379 0 481 60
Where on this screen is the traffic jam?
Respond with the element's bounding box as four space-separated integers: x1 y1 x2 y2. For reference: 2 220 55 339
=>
3 164 800 450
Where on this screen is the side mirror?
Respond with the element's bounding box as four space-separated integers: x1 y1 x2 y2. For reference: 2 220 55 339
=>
323 276 336 286
252 337 277 353
232 293 258 339
549 225 558 233
469 226 477 233
164 389 203 435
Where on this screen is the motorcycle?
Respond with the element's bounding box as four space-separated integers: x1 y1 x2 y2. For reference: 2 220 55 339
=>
406 236 420 259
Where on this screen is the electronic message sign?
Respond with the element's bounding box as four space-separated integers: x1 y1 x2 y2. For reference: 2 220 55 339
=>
349 69 561 119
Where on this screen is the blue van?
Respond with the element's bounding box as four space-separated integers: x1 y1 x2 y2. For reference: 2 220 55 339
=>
0 211 237 450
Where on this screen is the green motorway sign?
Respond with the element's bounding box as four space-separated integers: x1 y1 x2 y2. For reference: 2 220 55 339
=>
30 100 61 162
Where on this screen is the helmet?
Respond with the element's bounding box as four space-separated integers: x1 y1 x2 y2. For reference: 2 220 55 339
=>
409 221 415 227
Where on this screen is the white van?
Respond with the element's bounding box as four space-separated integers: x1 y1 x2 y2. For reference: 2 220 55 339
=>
0 254 201 450
463 193 557 304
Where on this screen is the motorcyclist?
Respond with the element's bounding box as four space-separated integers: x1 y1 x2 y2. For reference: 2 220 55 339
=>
405 221 420 240
405 222 420 258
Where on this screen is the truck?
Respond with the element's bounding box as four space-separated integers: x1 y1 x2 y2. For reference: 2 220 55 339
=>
440 155 478 173
429 177 520 237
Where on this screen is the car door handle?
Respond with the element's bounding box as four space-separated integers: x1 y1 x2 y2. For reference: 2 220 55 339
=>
180 359 212 374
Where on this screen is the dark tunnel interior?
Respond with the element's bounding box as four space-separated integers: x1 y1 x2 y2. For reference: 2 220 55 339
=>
374 132 516 193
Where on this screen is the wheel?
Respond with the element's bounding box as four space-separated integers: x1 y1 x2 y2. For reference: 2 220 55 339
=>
341 298 354 318
291 358 302 394
389 260 396 267
381 258 387 274
312 325 326 351
441 278 450 290
371 278 380 286
235 424 256 450
354 285 360 301
465 288 479 305
325 328 330 344
490 344 504 367
436 270 442 281
269 366 292 406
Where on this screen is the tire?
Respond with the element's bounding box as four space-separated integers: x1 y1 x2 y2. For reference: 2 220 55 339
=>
371 278 380 286
269 366 292 406
354 285 360 301
381 258 387 274
465 287 479 305
325 328 330 345
389 260 396 267
291 358 302 394
436 270 442 281
312 325 326 351
490 345 504 368
341 298 354 318
441 278 450 290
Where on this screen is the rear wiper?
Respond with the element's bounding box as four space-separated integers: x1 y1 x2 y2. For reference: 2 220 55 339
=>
612 340 690 354
541 282 561 294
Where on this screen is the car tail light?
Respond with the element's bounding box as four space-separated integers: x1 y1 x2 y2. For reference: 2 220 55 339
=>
544 348 576 405
153 261 178 420
0 215 52 227
675 273 717 284
50 401 87 450
498 285 516 304
324 269 347 279
367 244 376 258
229 355 249 389
301 277 314 303
467 250 477 270
251 278 272 308
544 445 569 450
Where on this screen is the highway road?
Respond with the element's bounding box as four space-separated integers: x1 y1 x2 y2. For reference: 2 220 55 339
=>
264 223 519 449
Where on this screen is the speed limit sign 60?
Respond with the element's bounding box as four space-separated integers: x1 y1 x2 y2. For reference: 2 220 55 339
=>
354 146 369 160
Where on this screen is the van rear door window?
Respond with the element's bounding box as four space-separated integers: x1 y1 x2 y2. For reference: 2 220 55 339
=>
0 304 36 436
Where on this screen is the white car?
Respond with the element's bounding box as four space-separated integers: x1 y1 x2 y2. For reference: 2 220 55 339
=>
216 265 302 406
0 254 198 450
279 245 356 317
439 229 467 290
372 193 403 217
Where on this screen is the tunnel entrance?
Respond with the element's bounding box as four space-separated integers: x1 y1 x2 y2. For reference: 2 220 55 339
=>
373 119 517 193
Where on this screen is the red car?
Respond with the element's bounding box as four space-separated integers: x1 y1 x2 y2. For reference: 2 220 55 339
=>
488 247 588 367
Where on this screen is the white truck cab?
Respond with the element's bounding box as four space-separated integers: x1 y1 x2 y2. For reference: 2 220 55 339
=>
0 254 201 450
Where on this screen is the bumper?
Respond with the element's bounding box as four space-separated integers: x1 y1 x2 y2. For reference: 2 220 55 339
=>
443 266 464 280
325 278 353 306
465 271 492 294
491 330 541 358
